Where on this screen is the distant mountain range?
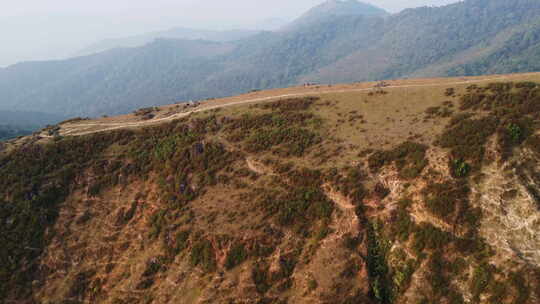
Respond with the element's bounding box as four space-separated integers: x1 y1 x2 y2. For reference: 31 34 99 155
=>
75 28 261 57
1 0 540 118
0 110 66 140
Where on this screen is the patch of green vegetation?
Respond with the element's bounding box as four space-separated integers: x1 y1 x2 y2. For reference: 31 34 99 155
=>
190 239 216 272
425 106 453 118
392 259 416 295
365 221 393 304
510 272 531 304
388 199 415 242
163 229 191 257
470 263 495 302
225 98 322 157
498 119 531 160
425 252 464 304
343 233 362 251
225 243 248 270
252 263 271 294
368 142 428 179
257 97 318 112
451 158 471 178
438 117 499 173
422 181 470 225
453 82 540 162
411 222 453 255
327 166 367 205
246 127 321 156
137 255 174 290
0 130 133 301
259 186 333 230
250 166 334 234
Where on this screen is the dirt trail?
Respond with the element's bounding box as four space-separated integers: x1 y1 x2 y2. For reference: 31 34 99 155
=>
49 75 519 138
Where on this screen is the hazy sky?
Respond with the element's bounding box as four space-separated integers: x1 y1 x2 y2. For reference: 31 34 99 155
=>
0 0 459 67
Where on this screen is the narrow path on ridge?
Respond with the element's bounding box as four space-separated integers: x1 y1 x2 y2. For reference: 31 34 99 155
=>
54 75 515 137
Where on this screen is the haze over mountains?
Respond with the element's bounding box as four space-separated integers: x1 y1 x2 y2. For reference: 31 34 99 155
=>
74 28 272 58
2 0 540 120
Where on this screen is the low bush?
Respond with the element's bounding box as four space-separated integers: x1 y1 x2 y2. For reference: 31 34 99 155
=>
225 243 248 270
259 186 333 229
451 159 471 178
425 253 464 303
422 181 470 225
411 223 453 254
328 166 367 205
470 263 495 302
246 127 321 156
369 142 428 179
438 117 499 172
190 239 216 272
252 264 271 294
389 199 415 242
258 97 318 112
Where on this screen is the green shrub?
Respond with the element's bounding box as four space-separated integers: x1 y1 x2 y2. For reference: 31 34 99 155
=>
260 186 334 228
389 199 415 242
438 117 499 171
365 222 393 304
246 127 321 156
422 181 470 224
190 240 216 272
425 253 464 303
368 142 428 179
451 159 471 178
470 263 494 302
328 166 367 205
510 272 531 304
252 264 270 294
411 223 453 254
225 243 248 270
258 97 318 112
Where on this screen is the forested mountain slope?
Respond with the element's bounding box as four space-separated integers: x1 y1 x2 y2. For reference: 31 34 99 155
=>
2 0 540 118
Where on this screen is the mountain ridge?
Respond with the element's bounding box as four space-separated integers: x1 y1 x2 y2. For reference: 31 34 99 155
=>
1 0 540 118
74 27 261 57
2 72 540 303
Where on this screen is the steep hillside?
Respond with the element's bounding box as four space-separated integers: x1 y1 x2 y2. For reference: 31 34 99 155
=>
2 74 540 304
2 0 540 119
0 40 235 117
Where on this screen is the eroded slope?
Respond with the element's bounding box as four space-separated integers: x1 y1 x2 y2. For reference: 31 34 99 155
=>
2 81 540 304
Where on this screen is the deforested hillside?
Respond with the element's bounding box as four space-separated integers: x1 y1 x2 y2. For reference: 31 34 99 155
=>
2 74 540 303
3 0 540 119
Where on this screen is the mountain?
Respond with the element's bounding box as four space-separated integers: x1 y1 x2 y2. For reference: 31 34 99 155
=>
2 0 540 118
75 27 260 57
2 74 540 303
0 39 236 117
284 0 389 31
